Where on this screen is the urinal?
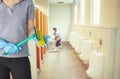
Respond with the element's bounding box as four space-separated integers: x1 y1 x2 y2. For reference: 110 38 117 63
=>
69 32 74 45
79 40 92 64
69 32 80 49
86 51 104 79
75 36 84 54
69 32 76 47
72 33 78 48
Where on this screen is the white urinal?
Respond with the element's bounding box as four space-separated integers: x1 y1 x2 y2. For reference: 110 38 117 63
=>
69 32 76 48
72 34 78 48
86 51 104 79
79 40 92 64
74 34 80 48
69 32 75 45
75 36 84 54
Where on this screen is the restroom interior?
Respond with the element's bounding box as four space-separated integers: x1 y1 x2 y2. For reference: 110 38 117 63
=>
28 0 120 79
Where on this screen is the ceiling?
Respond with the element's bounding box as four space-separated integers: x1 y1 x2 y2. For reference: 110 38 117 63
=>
48 0 74 4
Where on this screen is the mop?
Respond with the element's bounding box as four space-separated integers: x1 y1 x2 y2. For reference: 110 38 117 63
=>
3 26 45 55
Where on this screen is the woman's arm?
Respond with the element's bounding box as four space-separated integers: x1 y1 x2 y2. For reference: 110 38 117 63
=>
26 19 34 36
26 0 35 36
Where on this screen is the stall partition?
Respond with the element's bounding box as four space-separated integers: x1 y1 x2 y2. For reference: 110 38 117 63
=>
34 7 48 70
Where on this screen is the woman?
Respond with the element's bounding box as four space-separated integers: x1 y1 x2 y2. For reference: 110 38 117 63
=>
0 0 35 79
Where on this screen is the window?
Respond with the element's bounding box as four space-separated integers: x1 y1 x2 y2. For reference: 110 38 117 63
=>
80 0 85 24
74 4 78 24
91 0 100 24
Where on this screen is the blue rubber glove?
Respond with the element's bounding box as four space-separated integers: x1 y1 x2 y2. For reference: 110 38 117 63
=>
44 35 51 43
3 43 21 55
42 35 51 47
0 38 8 49
33 35 51 47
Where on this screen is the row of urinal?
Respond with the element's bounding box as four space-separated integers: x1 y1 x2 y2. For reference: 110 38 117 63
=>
69 32 92 63
69 32 104 79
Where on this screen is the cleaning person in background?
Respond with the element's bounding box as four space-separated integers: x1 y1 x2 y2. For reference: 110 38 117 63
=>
0 0 42 79
52 27 61 51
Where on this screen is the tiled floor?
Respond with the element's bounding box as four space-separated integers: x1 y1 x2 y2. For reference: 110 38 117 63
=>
37 42 91 79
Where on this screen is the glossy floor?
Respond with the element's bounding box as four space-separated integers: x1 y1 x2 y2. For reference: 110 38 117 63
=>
37 42 91 79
